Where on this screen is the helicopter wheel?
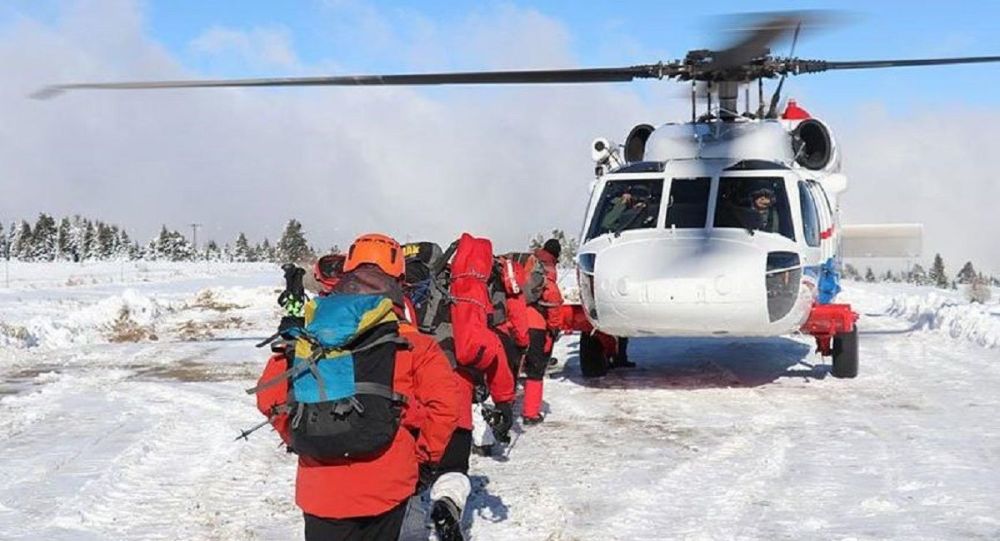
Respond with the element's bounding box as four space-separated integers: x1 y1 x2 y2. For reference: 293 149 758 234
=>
578 332 610 378
831 327 859 379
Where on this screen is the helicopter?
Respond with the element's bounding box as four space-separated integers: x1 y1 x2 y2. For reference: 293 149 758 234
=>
33 12 1000 380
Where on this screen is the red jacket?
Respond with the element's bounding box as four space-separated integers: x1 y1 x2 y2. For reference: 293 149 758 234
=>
449 234 515 421
254 322 459 519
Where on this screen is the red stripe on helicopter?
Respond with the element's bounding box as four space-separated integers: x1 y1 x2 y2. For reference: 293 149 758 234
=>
820 226 834 240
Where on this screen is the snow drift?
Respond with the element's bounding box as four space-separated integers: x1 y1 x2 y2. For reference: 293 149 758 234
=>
886 291 1000 348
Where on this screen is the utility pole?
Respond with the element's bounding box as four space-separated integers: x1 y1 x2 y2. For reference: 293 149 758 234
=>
189 223 202 255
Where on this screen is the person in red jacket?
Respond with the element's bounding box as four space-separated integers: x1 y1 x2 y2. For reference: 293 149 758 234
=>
254 233 459 541
421 234 515 531
522 238 564 424
494 255 531 380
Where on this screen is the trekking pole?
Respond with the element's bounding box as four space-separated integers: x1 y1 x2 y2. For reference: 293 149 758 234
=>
503 429 522 459
234 419 271 442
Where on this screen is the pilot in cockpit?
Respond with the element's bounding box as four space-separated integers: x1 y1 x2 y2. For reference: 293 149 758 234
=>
749 187 780 234
600 185 652 234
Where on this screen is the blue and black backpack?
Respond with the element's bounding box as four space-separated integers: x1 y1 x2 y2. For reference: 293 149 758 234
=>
249 293 410 460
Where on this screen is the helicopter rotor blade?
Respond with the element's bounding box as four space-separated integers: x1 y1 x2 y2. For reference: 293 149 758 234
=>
31 64 674 99
706 10 837 72
790 55 1000 75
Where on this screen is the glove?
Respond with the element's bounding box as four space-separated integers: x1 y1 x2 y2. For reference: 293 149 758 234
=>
492 402 514 444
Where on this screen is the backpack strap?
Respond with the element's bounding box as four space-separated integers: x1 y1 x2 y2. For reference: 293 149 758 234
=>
244 346 325 397
354 382 408 404
244 334 411 397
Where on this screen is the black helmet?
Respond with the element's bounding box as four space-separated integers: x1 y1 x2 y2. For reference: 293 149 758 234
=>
626 184 652 199
750 187 775 199
543 238 562 259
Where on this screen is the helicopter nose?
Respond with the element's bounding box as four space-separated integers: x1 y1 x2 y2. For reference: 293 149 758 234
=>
589 237 776 335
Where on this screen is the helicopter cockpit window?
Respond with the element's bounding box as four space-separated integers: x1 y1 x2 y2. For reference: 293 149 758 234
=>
798 181 821 247
713 177 795 241
665 177 711 228
586 179 663 240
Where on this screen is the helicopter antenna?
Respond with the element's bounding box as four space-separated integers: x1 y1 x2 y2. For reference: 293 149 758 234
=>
766 21 802 118
706 81 713 118
756 78 764 117
690 80 697 122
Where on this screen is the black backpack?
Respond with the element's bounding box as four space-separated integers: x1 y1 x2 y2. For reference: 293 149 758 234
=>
248 294 409 460
403 241 455 334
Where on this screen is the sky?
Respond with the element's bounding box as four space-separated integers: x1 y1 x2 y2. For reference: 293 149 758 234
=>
0 0 998 271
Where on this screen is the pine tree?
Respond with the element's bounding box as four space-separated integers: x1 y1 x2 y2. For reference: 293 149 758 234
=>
115 230 133 260
56 217 72 260
31 214 58 261
909 263 928 285
11 221 32 261
233 233 254 262
81 220 96 260
956 261 977 284
843 263 860 281
929 253 949 289
204 240 221 261
154 227 193 261
277 220 313 263
260 238 276 262
864 267 876 283
96 222 116 260
528 233 545 251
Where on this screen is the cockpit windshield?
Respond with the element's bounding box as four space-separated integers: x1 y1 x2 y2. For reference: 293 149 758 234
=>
586 179 663 240
713 176 795 240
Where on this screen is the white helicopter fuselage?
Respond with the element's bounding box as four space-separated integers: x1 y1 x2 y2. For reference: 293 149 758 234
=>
577 114 846 338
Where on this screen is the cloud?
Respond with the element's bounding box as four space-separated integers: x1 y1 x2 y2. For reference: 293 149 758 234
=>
0 0 660 253
190 26 298 71
838 104 1000 272
0 0 996 274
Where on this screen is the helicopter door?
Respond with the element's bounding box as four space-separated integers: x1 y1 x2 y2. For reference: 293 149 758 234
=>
797 181 821 249
807 181 836 262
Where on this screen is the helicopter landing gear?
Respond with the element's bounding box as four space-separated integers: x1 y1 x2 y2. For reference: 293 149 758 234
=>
801 303 860 379
831 327 859 379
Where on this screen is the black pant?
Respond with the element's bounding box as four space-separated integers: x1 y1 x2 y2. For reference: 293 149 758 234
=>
523 328 548 380
439 428 472 474
304 500 407 541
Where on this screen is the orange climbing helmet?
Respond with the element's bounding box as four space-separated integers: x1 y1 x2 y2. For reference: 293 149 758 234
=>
343 233 405 277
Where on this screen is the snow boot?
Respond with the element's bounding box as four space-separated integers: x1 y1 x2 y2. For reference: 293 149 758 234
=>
430 472 470 541
522 379 544 424
610 337 635 368
522 414 544 426
471 444 494 457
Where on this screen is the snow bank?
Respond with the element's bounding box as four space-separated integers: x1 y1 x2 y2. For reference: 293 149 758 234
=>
0 289 174 349
887 291 1000 348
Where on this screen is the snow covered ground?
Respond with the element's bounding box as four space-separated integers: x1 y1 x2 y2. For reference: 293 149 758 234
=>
1 264 998 540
